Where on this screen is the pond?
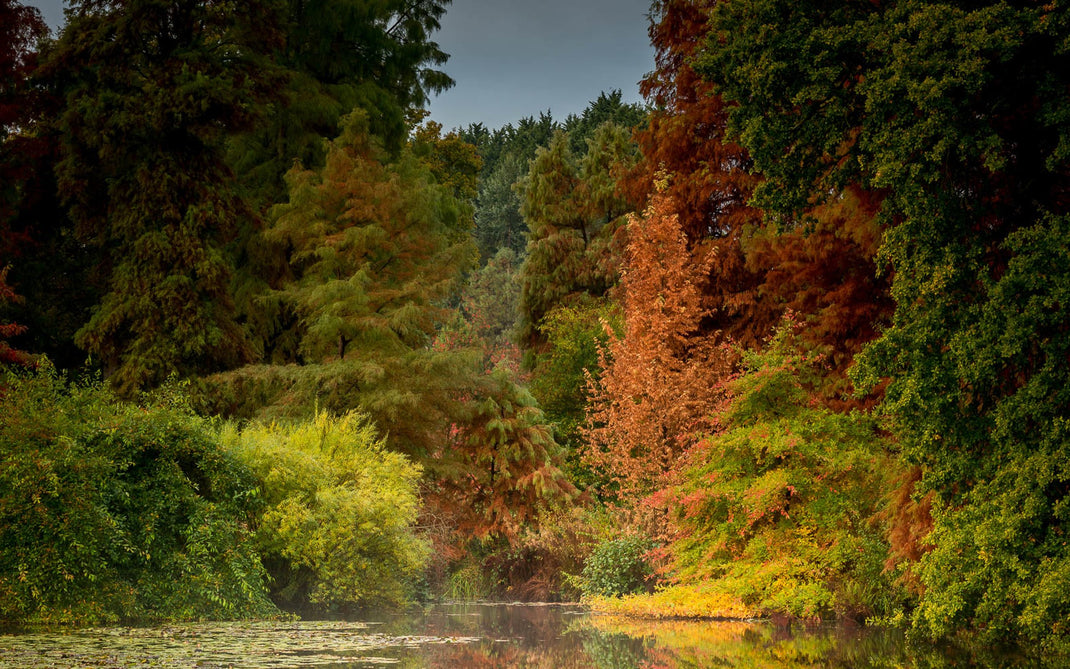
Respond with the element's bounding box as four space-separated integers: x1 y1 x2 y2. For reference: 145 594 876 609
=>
0 602 1056 668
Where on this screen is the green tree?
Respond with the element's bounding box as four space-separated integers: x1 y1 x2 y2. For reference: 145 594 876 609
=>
516 126 634 354
42 0 285 395
205 112 476 459
453 246 524 363
664 325 899 620
698 0 1070 647
227 0 454 206
473 153 527 259
562 89 646 156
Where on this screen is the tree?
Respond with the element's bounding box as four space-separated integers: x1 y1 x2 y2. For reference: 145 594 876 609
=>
452 246 524 366
226 1 455 365
562 89 647 157
622 0 774 354
516 127 634 354
698 0 1070 647
584 189 730 498
662 325 899 620
206 112 476 459
43 0 285 395
0 1 48 369
0 0 47 233
744 186 893 405
472 153 527 259
227 0 454 206
425 369 576 545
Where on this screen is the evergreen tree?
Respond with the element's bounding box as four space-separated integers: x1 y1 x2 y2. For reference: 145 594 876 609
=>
472 153 527 259
562 89 646 156
43 0 285 394
516 127 634 354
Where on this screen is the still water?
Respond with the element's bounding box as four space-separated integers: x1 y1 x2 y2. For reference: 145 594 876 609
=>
0 602 1056 668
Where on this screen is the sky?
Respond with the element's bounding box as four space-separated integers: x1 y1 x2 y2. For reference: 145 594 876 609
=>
25 0 656 132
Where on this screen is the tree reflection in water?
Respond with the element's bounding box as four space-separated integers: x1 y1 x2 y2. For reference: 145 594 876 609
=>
0 603 1057 668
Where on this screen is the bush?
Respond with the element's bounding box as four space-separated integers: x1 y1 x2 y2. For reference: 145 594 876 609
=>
663 328 903 620
0 369 275 623
580 535 655 598
220 412 429 611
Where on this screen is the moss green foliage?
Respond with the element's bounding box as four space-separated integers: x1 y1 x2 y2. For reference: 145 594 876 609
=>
516 128 631 353
0 370 275 624
663 328 899 620
220 413 427 611
579 536 655 598
453 246 524 360
530 300 619 490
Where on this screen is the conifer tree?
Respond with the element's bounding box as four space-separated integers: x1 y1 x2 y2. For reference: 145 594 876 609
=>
208 112 477 458
43 0 284 394
516 127 635 353
427 369 576 544
227 0 454 206
0 0 46 369
585 189 730 497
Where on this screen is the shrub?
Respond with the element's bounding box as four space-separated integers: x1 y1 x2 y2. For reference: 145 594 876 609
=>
220 412 429 611
580 535 655 598
662 326 903 620
0 369 275 623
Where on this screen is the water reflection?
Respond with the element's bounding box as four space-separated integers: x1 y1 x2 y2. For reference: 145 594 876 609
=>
0 603 1057 668
378 604 1051 669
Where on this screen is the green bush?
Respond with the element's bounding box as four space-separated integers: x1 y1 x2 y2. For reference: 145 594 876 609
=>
665 327 903 620
220 412 429 611
580 536 655 598
0 369 275 623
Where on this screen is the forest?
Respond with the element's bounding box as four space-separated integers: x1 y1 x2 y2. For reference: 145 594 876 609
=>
1 0 1069 655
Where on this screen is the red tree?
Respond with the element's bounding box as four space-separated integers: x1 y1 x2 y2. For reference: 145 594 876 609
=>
585 189 731 497
0 1 47 370
624 0 773 348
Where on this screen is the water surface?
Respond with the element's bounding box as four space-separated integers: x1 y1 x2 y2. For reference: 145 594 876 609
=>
0 602 1054 667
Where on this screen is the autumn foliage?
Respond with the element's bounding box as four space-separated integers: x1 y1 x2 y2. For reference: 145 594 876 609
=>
585 188 731 497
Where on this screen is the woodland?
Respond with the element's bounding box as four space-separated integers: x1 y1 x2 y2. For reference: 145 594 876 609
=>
1 0 1069 655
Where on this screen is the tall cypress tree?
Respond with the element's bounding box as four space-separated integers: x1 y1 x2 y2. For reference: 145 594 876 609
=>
43 0 284 394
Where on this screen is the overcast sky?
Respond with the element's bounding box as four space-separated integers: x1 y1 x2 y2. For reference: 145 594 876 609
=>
26 0 656 132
